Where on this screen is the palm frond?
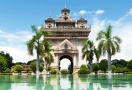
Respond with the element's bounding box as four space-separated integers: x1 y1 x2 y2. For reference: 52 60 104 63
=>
106 25 112 39
26 39 35 55
96 30 105 41
31 25 38 33
113 36 122 44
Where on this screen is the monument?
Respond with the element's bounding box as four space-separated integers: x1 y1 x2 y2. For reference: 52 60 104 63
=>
43 6 91 73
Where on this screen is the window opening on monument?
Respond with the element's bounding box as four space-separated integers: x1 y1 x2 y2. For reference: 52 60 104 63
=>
64 12 67 15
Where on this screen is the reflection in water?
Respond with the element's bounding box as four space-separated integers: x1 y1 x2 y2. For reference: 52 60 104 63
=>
0 74 132 90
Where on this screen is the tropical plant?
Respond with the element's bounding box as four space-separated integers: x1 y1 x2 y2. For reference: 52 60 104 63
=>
94 47 101 63
82 40 94 71
26 25 49 75
96 25 122 73
40 41 54 71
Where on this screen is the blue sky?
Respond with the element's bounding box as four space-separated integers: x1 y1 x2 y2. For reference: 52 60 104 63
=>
0 0 132 64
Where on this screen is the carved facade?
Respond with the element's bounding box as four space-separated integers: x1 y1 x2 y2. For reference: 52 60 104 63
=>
43 7 91 72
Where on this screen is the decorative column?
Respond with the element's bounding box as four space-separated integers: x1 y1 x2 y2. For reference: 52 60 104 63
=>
73 54 77 71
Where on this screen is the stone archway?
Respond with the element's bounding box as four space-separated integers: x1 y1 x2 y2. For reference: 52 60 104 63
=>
59 55 73 74
54 39 79 72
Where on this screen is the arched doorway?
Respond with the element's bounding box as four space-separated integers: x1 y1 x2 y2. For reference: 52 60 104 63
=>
59 55 73 74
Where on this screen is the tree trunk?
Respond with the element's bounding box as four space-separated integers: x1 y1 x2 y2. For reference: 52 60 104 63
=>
97 59 99 63
89 60 93 73
107 51 111 74
36 50 40 84
36 50 40 75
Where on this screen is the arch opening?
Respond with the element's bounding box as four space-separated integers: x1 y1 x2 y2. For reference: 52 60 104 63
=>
59 55 73 74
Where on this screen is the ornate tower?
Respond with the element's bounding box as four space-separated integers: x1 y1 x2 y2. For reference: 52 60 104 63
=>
45 15 55 28
43 7 91 72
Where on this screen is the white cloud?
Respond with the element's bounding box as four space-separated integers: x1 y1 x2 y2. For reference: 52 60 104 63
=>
95 10 104 15
0 30 35 63
78 10 87 15
112 22 132 61
0 46 35 63
90 17 105 42
127 8 132 15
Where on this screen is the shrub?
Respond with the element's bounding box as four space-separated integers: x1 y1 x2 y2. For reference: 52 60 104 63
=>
61 69 69 74
111 65 116 73
50 69 57 74
123 67 130 73
80 64 87 69
99 59 108 73
39 65 44 72
15 65 24 73
92 63 99 74
78 68 90 74
5 68 10 73
115 67 123 74
56 70 60 74
72 70 79 75
125 72 132 74
47 66 52 71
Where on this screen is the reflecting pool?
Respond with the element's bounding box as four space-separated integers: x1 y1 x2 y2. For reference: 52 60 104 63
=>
0 74 132 90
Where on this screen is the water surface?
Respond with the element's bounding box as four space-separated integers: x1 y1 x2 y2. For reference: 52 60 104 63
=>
0 74 132 90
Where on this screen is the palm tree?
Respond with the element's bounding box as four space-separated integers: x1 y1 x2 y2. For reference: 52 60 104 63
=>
40 41 54 72
26 25 49 75
82 40 94 71
94 46 101 63
96 25 122 73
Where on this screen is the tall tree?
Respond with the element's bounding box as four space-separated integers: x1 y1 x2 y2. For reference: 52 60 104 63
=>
0 55 7 72
96 25 122 73
26 25 49 75
82 40 94 71
0 51 13 69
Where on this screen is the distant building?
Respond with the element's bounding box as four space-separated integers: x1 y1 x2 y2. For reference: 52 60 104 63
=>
22 64 30 71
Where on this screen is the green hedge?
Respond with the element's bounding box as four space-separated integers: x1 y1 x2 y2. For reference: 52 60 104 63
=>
50 69 57 74
78 68 90 74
